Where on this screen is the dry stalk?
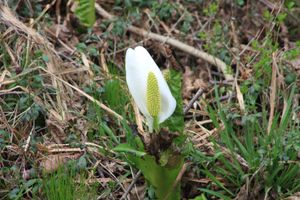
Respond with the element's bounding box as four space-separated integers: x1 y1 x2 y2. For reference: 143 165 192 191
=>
267 53 278 134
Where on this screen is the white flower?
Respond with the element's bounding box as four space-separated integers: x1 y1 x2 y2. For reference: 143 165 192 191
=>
125 46 176 132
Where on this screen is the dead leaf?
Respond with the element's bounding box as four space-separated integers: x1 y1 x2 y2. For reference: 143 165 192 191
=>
234 183 249 200
290 55 300 70
40 153 82 172
45 24 71 42
46 119 66 144
183 66 194 98
235 82 245 113
182 66 209 99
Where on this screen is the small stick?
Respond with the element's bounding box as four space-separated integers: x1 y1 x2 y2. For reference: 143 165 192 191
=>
184 88 205 114
209 80 234 86
23 124 34 152
120 170 142 200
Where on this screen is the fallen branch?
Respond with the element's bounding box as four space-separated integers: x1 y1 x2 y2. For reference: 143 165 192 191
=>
95 4 233 81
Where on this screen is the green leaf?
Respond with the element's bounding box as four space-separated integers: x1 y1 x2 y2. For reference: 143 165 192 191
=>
113 144 146 157
128 154 183 200
24 179 38 188
121 120 144 151
8 188 20 199
161 69 184 134
190 194 207 200
42 54 49 62
75 0 96 27
159 149 171 166
101 123 119 144
199 188 231 200
102 79 129 115
201 167 234 196
77 156 87 170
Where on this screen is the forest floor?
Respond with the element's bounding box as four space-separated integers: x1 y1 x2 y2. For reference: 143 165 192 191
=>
0 0 300 199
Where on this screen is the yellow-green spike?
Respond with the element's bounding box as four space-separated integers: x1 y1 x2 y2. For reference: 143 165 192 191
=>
146 72 161 118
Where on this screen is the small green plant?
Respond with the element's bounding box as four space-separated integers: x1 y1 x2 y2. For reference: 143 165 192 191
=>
152 2 178 20
8 178 42 200
75 0 96 27
43 166 76 200
181 13 193 33
201 85 300 199
43 161 97 200
199 19 231 66
102 79 130 115
203 2 219 17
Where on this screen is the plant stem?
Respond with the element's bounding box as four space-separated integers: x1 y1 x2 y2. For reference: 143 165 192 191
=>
153 116 159 133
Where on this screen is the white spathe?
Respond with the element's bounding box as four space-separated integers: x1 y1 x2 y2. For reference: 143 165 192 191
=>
125 46 176 127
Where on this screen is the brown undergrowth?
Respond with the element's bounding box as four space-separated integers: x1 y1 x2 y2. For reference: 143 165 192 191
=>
0 0 300 199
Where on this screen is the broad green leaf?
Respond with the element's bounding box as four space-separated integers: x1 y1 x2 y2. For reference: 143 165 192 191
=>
75 0 96 27
128 154 183 200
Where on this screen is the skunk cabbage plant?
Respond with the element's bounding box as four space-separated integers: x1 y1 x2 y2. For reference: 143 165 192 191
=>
125 46 176 132
115 46 184 200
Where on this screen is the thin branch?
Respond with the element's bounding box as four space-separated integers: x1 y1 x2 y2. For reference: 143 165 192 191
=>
184 88 205 114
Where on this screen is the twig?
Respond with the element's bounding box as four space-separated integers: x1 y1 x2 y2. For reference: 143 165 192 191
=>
23 122 34 152
48 148 84 153
95 4 233 81
184 88 205 114
209 80 233 86
234 62 245 113
213 93 236 102
120 170 142 200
